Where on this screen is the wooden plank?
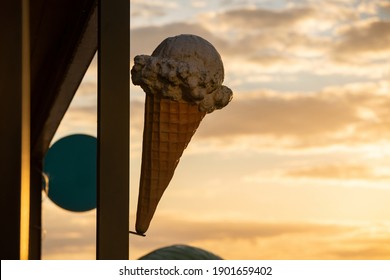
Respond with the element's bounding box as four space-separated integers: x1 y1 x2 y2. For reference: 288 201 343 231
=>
20 0 31 260
0 0 25 260
96 0 130 259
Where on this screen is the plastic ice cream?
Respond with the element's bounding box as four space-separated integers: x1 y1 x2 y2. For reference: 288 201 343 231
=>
131 34 232 234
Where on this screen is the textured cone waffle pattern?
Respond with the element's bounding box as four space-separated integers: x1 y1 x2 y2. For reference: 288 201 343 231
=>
136 94 206 234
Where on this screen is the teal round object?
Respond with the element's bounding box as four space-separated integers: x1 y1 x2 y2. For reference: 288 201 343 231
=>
138 244 223 260
43 134 97 212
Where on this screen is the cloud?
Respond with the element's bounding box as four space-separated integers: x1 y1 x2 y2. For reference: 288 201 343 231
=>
327 224 390 259
130 23 225 61
124 10 390 152
223 32 329 64
138 217 352 247
130 215 390 259
42 201 96 259
331 243 390 259
166 218 352 239
332 20 390 62
130 3 390 80
191 0 207 8
130 81 390 151
130 0 178 19
53 105 97 142
196 87 390 149
130 99 144 130
130 10 389 84
209 7 316 30
285 163 390 180
379 1 390 16
130 8 329 74
198 5 329 60
42 205 390 259
199 91 358 139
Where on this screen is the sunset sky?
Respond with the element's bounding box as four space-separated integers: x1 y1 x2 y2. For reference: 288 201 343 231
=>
42 0 390 259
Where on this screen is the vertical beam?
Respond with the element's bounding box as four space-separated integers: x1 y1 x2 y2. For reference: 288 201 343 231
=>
97 0 130 259
0 0 22 260
0 0 30 260
29 158 42 259
20 0 31 260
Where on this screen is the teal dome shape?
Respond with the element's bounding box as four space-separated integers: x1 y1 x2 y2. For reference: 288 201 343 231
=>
138 244 223 260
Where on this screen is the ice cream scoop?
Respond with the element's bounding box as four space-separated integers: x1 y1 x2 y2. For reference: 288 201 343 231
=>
131 34 232 235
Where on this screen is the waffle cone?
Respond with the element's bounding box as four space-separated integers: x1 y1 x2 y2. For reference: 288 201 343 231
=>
136 94 206 234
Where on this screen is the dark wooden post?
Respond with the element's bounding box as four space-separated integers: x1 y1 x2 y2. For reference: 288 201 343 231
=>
0 0 31 260
96 0 130 259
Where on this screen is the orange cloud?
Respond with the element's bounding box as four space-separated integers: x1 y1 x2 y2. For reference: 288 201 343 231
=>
130 3 389 79
199 85 390 147
130 81 390 151
332 20 390 62
130 0 178 19
130 215 390 259
214 7 315 29
130 23 223 61
379 1 390 16
285 164 380 180
198 91 358 138
42 201 96 259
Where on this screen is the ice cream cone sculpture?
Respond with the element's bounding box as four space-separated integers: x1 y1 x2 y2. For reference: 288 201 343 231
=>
131 34 233 234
